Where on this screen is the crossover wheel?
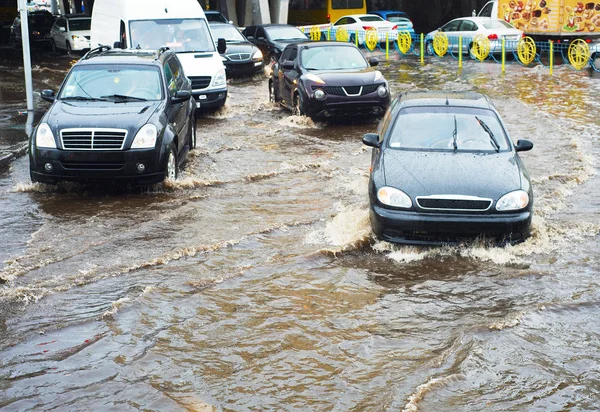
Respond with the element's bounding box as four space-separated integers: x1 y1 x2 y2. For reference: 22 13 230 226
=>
292 93 304 116
166 143 178 180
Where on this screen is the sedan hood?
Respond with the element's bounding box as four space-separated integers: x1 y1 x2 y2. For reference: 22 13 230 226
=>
307 67 380 85
222 42 258 56
382 150 522 199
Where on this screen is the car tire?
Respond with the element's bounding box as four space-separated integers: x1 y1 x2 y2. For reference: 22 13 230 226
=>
292 93 305 116
268 80 277 103
66 41 72 55
189 114 196 150
50 38 57 53
426 41 434 56
469 43 477 60
165 143 178 181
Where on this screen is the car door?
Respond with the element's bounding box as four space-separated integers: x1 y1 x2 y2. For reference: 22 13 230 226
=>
52 17 67 49
440 19 461 51
280 45 299 107
456 19 478 53
254 27 272 59
165 57 189 155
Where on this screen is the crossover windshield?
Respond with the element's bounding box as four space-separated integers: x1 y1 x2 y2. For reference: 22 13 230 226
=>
389 107 509 151
301 46 368 70
130 18 215 52
59 65 163 101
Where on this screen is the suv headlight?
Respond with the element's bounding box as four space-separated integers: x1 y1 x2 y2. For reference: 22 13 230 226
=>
35 123 56 148
377 186 412 208
131 124 157 149
496 190 529 211
213 68 226 87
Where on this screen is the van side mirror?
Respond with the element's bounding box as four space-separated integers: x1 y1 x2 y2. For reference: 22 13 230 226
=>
217 38 226 54
41 89 55 102
515 139 533 152
362 133 380 148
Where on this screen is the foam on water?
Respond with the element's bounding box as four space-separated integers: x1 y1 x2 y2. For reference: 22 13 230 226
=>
403 374 465 412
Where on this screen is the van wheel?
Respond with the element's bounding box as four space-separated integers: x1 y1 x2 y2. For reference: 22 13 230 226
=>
166 144 178 180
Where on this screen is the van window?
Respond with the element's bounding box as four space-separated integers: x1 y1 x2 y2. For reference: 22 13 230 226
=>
130 18 215 53
479 2 494 17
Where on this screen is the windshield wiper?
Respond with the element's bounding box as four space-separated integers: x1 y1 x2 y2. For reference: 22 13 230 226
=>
101 94 148 102
452 115 458 152
475 116 500 152
61 96 107 101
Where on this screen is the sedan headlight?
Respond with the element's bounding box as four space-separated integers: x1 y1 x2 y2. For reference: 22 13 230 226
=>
35 123 56 148
252 49 263 60
131 124 157 149
377 186 412 208
496 190 529 211
213 68 226 87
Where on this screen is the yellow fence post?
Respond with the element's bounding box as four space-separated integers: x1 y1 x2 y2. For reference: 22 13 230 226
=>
459 36 462 69
355 30 359 47
502 37 505 73
420 33 424 65
327 28 330 41
549 40 553 76
386 32 389 60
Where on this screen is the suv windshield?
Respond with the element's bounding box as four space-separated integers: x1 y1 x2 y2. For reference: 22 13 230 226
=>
389 107 509 152
301 45 368 70
130 18 215 52
59 64 163 101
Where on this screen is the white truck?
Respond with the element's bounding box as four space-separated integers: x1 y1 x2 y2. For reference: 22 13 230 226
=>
91 0 228 110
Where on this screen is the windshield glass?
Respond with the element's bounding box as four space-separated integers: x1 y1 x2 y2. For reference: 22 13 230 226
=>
59 65 163 101
265 26 307 40
210 24 245 42
130 18 215 52
389 107 510 152
69 18 91 31
360 16 384 22
387 14 410 23
301 45 368 70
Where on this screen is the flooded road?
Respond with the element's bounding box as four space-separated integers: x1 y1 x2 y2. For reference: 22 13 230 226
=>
0 49 599 410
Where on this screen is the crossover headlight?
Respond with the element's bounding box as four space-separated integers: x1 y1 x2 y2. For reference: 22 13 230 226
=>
306 73 325 84
377 85 388 97
314 89 326 100
496 190 529 211
131 124 157 149
252 49 263 60
377 186 412 208
35 123 56 148
213 68 226 87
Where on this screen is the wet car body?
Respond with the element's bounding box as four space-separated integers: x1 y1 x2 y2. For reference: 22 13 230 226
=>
209 22 264 77
49 13 91 54
363 91 534 245
29 47 196 185
269 41 390 118
368 10 415 38
241 24 309 64
10 9 55 46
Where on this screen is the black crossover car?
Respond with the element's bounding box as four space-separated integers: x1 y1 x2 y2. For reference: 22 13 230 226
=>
30 46 196 185
270 41 390 118
363 91 534 245
242 24 309 64
209 22 264 76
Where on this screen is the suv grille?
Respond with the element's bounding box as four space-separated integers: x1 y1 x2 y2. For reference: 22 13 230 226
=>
226 53 251 61
318 83 383 96
61 128 127 150
188 76 212 89
416 195 492 211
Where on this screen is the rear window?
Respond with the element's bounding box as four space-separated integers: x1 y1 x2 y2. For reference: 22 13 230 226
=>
359 16 384 22
482 20 515 29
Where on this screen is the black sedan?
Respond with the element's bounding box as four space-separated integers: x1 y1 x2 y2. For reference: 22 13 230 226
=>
363 91 534 245
269 41 390 118
29 47 196 185
241 24 309 65
209 22 264 77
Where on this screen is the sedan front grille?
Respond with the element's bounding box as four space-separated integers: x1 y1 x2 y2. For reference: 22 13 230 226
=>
188 76 212 89
226 53 251 61
60 128 127 150
317 83 383 96
416 195 492 211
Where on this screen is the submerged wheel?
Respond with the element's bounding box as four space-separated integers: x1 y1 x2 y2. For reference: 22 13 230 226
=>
426 41 434 56
50 39 57 53
292 93 304 116
190 114 197 149
66 41 72 55
268 80 277 103
165 143 178 180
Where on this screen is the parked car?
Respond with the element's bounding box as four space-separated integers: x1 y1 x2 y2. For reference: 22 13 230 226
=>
205 10 230 24
331 14 397 45
368 10 415 37
425 17 524 56
209 22 264 76
10 9 55 47
362 91 534 245
242 24 309 64
50 14 90 54
30 46 196 185
269 41 390 118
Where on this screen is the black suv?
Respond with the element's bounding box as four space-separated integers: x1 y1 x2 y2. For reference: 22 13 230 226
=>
10 10 55 47
30 46 196 185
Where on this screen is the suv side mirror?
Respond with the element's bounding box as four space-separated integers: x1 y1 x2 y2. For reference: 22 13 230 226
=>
172 90 192 103
369 57 379 67
362 133 380 148
217 38 227 54
515 139 533 152
282 59 294 70
41 89 55 102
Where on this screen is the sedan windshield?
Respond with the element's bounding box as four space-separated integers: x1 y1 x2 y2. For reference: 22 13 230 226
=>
301 46 368 70
389 107 510 152
210 24 246 42
59 65 163 101
130 19 215 52
265 26 307 40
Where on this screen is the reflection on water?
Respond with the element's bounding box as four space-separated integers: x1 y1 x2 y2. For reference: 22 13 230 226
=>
0 52 598 410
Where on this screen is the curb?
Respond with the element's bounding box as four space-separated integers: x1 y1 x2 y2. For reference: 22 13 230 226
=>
0 142 29 170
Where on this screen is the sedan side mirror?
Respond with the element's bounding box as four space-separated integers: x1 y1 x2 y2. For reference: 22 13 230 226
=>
362 133 380 148
369 57 379 67
41 89 55 102
217 38 227 54
282 59 294 70
172 90 192 103
515 139 533 152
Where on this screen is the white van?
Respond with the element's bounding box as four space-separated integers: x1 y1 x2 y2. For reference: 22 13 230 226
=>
91 0 227 110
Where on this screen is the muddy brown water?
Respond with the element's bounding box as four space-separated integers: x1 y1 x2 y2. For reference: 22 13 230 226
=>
0 49 599 411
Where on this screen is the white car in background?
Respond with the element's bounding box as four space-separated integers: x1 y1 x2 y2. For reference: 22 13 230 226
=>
331 14 397 45
50 14 91 54
425 17 523 56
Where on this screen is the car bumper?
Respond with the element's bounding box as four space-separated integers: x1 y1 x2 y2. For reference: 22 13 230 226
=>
370 204 532 245
29 145 169 184
192 88 227 109
305 94 390 118
224 60 264 76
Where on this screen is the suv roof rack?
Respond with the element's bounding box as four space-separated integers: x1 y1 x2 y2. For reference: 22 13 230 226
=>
82 45 111 60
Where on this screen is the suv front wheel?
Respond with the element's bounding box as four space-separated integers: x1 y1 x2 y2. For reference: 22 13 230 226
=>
166 143 178 180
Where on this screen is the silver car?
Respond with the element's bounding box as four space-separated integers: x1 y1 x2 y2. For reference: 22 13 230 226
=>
426 17 523 56
50 14 91 54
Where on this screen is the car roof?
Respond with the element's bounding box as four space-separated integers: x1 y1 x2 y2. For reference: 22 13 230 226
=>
78 47 172 66
296 41 356 49
397 91 494 110
340 14 383 19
